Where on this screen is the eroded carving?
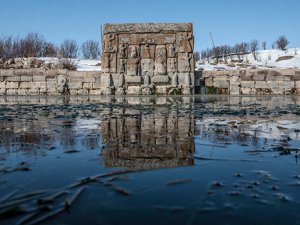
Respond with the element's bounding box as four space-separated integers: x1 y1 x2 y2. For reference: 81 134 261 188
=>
101 23 195 95
154 45 167 75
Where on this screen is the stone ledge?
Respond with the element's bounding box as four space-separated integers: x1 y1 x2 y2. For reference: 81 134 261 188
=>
103 23 193 34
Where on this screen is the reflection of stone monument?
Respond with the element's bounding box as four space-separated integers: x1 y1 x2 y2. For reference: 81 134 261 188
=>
101 97 195 169
101 23 195 95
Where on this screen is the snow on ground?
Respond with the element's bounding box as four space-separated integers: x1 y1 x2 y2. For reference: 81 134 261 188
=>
196 48 300 71
39 57 101 71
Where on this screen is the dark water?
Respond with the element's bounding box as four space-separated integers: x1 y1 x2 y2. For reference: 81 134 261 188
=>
0 95 300 225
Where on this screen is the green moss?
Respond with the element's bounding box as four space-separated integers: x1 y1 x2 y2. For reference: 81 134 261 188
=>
206 86 219 94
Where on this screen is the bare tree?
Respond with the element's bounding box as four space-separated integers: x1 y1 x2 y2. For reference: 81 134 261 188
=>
60 39 78 58
250 39 259 60
19 33 46 57
212 46 221 63
81 40 100 59
276 35 289 50
262 41 267 50
42 42 58 57
194 51 200 61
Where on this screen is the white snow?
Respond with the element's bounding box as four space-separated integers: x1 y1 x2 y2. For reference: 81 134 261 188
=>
196 48 300 71
39 57 101 71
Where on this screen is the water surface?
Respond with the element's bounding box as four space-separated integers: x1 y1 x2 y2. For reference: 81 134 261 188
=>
1 96 300 225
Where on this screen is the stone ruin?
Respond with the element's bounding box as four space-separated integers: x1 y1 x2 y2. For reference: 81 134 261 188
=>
101 23 195 95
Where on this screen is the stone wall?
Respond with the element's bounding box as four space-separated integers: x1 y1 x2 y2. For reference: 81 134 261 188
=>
101 23 195 95
201 68 300 95
0 69 101 95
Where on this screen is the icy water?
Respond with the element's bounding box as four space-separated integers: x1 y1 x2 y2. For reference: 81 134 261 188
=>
1 95 300 225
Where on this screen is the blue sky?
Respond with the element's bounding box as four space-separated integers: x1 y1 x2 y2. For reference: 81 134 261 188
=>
0 0 299 51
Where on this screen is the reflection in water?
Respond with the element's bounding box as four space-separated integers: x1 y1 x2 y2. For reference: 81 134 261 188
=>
101 98 195 169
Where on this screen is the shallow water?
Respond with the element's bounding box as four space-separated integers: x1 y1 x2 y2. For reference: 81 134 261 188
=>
0 95 300 225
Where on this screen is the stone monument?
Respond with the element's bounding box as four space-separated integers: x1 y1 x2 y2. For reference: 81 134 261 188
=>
101 23 195 95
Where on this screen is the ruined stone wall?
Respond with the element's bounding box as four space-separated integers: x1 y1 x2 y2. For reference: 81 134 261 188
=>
101 23 195 95
201 68 300 95
0 69 102 95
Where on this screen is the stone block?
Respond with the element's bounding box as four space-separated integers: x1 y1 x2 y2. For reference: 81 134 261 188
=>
21 76 33 82
282 81 295 90
31 82 46 89
14 69 27 76
68 71 85 77
295 81 300 88
47 87 57 94
268 70 281 76
280 69 295 76
241 87 255 95
83 77 96 83
83 82 93 89
89 89 102 95
69 82 83 89
32 69 46 76
47 80 57 87
0 82 5 89
240 72 253 81
125 76 142 83
230 86 240 95
70 77 84 82
6 89 17 95
57 69 68 75
5 76 21 82
241 81 255 88
205 77 213 87
17 89 28 95
28 88 39 95
0 89 6 95
127 86 141 95
290 74 300 81
253 74 266 81
155 86 168 95
213 78 229 88
33 75 46 81
255 81 268 89
0 69 14 76
229 75 240 84
77 89 89 95
19 82 31 89
6 82 19 89
151 75 169 83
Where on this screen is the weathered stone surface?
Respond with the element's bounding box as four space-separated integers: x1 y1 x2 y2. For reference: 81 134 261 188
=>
141 59 154 76
167 58 177 73
0 69 14 76
230 86 240 95
125 76 142 84
154 45 167 75
178 53 192 73
69 82 83 90
253 74 266 81
0 82 5 89
101 23 195 95
6 82 19 89
21 76 33 82
104 23 193 34
152 75 169 83
33 75 46 82
241 81 255 88
19 82 31 89
255 81 268 88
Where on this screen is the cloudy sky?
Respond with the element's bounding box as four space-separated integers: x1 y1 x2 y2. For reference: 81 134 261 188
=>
0 0 299 51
